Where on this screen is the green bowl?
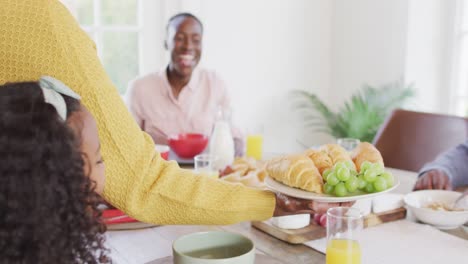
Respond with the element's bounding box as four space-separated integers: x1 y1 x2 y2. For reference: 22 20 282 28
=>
173 231 255 264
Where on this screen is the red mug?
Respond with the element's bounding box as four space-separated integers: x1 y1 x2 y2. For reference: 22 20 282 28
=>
155 144 170 160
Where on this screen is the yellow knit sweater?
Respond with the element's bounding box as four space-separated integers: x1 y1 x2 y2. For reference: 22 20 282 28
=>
0 0 275 225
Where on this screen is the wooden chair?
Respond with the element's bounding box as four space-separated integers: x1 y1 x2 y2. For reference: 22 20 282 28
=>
372 109 468 172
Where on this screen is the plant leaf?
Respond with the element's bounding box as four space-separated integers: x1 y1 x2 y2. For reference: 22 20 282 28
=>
291 81 415 142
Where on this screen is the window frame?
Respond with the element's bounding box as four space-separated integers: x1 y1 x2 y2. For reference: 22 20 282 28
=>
79 0 143 59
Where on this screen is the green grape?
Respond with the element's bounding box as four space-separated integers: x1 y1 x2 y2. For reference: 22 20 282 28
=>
363 169 378 182
357 177 367 189
344 160 356 170
323 169 333 181
334 162 347 171
381 172 394 186
373 177 388 192
336 167 351 181
360 161 372 172
334 182 347 197
327 174 340 186
323 183 334 194
345 176 358 192
365 182 375 193
371 163 384 175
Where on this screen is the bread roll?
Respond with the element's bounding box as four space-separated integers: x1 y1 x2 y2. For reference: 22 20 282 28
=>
352 142 384 171
266 155 323 193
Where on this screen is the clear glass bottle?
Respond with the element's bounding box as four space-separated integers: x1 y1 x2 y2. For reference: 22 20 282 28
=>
209 107 235 170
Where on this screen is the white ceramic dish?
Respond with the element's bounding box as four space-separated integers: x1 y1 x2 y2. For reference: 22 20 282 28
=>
404 190 468 230
264 176 399 202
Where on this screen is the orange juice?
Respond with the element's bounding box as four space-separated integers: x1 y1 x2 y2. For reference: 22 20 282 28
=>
246 134 263 160
326 239 361 264
197 169 219 179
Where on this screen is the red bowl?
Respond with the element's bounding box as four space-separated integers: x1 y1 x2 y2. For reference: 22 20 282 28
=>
168 133 209 159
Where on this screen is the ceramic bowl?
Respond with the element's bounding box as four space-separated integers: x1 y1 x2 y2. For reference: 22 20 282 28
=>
168 133 208 159
173 231 255 264
404 190 468 229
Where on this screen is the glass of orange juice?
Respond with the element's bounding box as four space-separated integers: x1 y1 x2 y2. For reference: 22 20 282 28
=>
194 154 219 179
246 126 264 160
326 207 363 264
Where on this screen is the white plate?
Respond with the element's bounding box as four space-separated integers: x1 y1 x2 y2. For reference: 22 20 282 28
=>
265 176 400 202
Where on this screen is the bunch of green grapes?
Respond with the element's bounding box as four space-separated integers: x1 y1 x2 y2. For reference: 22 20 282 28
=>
356 161 394 193
322 161 358 197
323 161 394 197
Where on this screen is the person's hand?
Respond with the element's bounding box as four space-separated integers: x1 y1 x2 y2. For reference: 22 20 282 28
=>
273 193 354 217
413 169 452 190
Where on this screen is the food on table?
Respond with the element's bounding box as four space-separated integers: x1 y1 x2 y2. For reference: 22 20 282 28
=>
322 161 360 197
352 142 384 172
426 202 465 212
266 154 323 193
220 157 266 189
304 149 333 174
312 213 327 227
304 144 356 174
323 144 356 170
271 214 310 229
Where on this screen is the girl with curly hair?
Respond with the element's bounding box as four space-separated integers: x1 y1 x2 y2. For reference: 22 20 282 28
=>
0 77 109 263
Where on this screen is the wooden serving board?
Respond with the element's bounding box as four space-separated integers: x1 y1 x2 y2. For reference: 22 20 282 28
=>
252 207 406 244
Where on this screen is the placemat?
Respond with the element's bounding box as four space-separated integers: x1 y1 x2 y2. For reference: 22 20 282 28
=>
304 220 468 264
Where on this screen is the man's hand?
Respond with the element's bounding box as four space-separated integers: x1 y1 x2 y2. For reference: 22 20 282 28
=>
414 169 452 190
273 193 354 217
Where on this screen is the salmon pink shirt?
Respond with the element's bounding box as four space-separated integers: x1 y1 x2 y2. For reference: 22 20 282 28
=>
126 68 242 147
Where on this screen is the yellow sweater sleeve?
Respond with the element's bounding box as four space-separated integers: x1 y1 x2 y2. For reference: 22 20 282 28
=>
0 0 275 225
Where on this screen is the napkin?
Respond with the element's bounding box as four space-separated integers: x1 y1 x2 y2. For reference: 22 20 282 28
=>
304 220 468 264
102 209 137 225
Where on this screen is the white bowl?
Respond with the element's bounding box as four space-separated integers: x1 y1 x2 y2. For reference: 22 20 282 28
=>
404 190 468 229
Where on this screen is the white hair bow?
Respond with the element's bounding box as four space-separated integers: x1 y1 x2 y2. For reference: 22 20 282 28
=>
38 76 81 120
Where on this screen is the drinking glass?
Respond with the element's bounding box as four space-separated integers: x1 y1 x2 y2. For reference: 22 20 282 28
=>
246 126 264 160
326 207 363 264
337 138 360 151
194 154 219 179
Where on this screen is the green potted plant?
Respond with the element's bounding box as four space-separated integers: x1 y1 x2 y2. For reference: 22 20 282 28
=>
292 81 415 143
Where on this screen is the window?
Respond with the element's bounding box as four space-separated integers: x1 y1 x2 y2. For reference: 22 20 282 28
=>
451 0 468 116
61 0 142 94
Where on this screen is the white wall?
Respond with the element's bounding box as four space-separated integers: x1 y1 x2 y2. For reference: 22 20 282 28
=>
329 0 409 104
198 0 333 153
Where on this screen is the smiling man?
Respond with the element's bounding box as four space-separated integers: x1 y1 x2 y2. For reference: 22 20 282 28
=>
127 13 244 155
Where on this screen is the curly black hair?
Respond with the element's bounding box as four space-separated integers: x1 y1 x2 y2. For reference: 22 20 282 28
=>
0 82 109 263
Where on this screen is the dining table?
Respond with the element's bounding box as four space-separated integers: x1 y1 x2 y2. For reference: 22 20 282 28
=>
104 167 468 264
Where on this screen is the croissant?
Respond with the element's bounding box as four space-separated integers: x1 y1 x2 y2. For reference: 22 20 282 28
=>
266 155 323 193
304 144 356 174
304 149 333 174
352 142 384 171
321 144 356 170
